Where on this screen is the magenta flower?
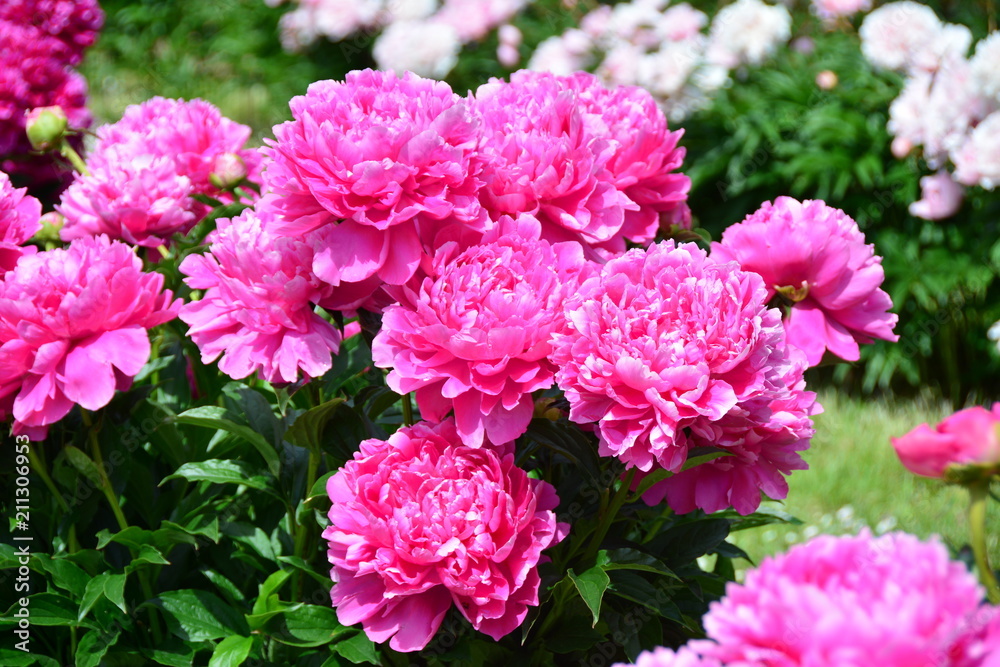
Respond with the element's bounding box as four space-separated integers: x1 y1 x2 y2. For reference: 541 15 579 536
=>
641 350 819 515
372 214 594 447
948 606 1000 667
693 531 985 666
564 72 692 249
892 404 1000 479
712 197 899 366
0 236 181 437
474 71 629 255
550 241 809 490
613 647 722 667
0 0 104 66
179 207 341 384
0 21 91 191
260 69 487 297
323 418 567 652
0 170 41 272
58 97 263 247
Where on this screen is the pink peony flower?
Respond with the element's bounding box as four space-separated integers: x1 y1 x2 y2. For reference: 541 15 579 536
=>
372 214 595 448
910 171 964 220
58 149 199 247
948 606 1000 667
614 646 723 667
712 197 898 367
0 236 181 437
693 531 986 666
564 72 692 248
475 70 690 257
260 70 487 301
549 241 810 500
58 97 263 247
640 349 819 515
0 170 41 272
323 418 567 651
0 0 104 66
891 404 1000 479
179 207 342 384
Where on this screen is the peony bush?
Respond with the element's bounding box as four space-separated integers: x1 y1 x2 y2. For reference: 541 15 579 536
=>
3 0 1000 666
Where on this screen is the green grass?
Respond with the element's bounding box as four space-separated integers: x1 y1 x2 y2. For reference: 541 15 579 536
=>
731 389 1000 572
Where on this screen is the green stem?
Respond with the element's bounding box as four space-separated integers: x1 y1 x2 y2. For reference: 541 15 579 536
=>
969 481 1000 604
59 139 89 176
27 445 68 513
81 411 163 643
293 442 322 599
584 468 638 565
401 392 414 426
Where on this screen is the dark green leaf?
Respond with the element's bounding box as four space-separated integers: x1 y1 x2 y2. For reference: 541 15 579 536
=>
286 398 347 450
76 625 122 667
174 406 281 476
154 590 250 641
332 631 379 664
567 567 610 627
162 460 278 495
265 604 352 647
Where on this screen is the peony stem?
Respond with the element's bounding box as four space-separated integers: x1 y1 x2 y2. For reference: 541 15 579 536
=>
82 411 129 533
584 468 638 564
81 410 164 643
969 480 1000 604
27 444 69 513
401 392 414 426
59 139 89 176
293 440 322 600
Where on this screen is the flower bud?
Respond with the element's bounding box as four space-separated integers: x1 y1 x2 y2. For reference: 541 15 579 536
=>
25 106 68 151
209 152 248 190
815 70 838 90
33 212 65 243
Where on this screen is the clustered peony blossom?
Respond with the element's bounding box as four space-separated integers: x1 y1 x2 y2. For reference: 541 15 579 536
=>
57 97 262 248
0 0 103 66
860 1 950 73
0 19 93 193
712 197 898 367
323 418 567 652
372 20 461 79
527 0 784 122
971 32 1000 103
549 240 818 514
474 70 690 257
0 236 181 437
692 531 987 666
891 404 1000 479
260 70 486 309
372 215 594 448
0 170 42 272
179 207 342 384
705 0 791 69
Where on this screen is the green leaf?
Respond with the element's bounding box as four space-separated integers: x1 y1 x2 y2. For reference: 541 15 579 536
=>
79 572 127 620
0 648 36 666
75 625 122 667
174 406 281 476
680 448 732 471
276 555 332 586
208 636 254 667
33 554 89 598
596 549 679 579
332 631 379 664
162 460 278 496
3 593 95 628
154 590 250 642
285 398 346 450
630 468 673 499
127 544 171 572
252 570 292 616
63 446 104 486
139 637 196 667
265 605 352 647
567 567 610 627
162 515 221 544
